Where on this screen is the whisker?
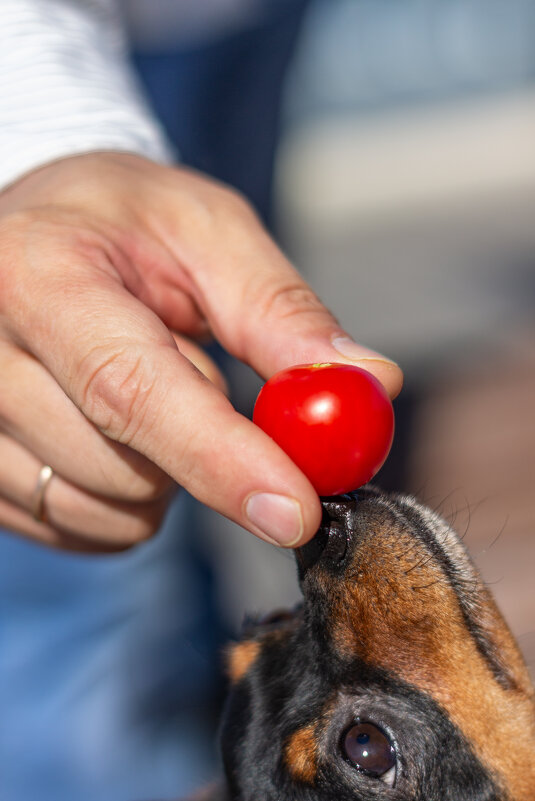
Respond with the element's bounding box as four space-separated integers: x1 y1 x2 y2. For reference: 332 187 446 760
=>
411 478 432 504
404 551 437 575
432 487 463 518
482 576 505 587
477 515 509 556
412 579 445 591
517 629 535 642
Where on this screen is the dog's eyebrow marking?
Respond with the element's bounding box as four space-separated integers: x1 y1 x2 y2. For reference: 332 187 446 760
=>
226 641 261 684
284 723 318 784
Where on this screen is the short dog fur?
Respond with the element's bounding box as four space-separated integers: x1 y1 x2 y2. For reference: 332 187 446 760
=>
188 488 535 800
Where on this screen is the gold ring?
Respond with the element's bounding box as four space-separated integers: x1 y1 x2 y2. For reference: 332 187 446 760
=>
31 465 54 523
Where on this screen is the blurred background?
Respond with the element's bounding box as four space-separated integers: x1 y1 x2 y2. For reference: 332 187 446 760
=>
191 0 535 672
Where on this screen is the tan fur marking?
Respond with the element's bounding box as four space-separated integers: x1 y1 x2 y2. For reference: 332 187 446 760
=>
226 641 260 684
284 724 318 784
330 519 535 800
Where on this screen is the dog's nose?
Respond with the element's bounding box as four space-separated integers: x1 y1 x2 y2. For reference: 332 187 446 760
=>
295 493 359 577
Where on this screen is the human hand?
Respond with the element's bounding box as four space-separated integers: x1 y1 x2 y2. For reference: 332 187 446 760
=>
0 153 402 551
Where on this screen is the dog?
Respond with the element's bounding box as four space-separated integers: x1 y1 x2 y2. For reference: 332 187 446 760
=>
188 487 535 800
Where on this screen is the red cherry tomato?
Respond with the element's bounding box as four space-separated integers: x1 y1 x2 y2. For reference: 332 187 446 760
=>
252 363 394 496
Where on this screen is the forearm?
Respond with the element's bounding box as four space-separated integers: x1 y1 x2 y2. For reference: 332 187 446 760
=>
0 0 173 191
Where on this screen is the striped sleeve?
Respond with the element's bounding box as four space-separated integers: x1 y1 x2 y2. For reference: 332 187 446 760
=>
0 0 175 191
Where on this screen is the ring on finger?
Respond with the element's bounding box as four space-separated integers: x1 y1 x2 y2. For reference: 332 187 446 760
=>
31 465 54 523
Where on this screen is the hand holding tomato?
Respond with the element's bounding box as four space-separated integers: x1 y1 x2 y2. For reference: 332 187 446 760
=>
253 363 394 496
0 153 403 550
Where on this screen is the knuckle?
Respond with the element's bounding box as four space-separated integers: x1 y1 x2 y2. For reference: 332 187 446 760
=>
261 282 331 323
218 183 253 217
187 179 256 232
78 345 160 447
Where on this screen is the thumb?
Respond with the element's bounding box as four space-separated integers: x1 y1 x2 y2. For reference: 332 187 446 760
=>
163 183 402 397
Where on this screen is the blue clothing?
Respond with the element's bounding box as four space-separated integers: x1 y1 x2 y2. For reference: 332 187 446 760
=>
0 497 220 801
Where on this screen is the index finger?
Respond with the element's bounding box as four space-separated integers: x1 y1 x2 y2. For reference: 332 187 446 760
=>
2 232 321 546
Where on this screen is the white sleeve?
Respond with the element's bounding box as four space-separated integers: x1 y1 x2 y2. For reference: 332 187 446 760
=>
0 0 175 191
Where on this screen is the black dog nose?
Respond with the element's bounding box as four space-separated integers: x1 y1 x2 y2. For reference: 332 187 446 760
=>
295 493 359 577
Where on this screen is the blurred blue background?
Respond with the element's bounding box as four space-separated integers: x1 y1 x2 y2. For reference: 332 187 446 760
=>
286 0 535 119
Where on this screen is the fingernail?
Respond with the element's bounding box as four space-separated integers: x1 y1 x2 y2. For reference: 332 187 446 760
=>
331 336 398 368
245 492 304 547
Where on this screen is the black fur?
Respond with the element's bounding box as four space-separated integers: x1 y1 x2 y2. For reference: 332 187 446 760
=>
191 489 513 800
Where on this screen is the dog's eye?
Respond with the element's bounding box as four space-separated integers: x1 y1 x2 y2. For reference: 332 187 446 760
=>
342 722 396 785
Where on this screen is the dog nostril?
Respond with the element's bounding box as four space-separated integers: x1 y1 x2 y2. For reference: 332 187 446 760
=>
295 521 348 576
295 494 357 577
323 521 348 563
